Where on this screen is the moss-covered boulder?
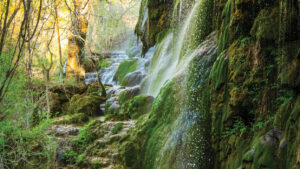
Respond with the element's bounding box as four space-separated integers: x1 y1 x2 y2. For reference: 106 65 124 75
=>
113 59 138 84
69 94 106 116
120 141 137 167
118 87 141 105
121 94 154 119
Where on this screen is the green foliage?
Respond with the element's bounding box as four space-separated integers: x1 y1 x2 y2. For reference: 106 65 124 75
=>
223 117 247 137
91 161 105 169
76 152 88 166
62 150 77 164
277 89 294 106
241 37 252 48
114 59 138 84
98 58 112 69
252 115 275 131
0 120 57 168
72 120 103 152
112 122 124 134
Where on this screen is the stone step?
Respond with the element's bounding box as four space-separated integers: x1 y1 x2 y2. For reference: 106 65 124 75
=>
89 157 112 167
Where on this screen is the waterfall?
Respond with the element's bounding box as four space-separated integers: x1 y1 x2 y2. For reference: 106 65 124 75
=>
142 0 202 96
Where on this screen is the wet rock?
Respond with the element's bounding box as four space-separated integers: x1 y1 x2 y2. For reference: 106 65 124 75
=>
121 71 146 87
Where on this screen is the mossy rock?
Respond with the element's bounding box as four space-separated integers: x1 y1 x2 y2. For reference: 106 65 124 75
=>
38 92 64 117
114 59 138 84
250 8 280 41
121 94 154 119
120 141 137 167
69 94 106 116
49 83 87 96
86 84 104 95
118 87 140 105
72 120 104 152
55 113 89 125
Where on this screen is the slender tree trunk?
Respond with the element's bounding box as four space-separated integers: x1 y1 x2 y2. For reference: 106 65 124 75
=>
96 71 106 97
45 70 50 119
55 2 63 69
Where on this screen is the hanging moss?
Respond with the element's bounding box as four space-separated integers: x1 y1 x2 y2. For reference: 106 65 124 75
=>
209 54 229 90
217 0 233 54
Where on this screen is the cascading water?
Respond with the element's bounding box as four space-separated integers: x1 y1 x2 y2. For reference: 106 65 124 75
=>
142 0 202 96
137 0 216 168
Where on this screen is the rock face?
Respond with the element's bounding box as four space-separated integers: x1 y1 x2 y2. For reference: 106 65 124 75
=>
122 0 300 169
135 0 174 54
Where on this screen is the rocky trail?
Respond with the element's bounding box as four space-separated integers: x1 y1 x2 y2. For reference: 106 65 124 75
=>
51 117 136 169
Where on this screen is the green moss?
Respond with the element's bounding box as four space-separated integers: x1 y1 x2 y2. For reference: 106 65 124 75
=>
86 84 101 94
62 150 77 164
114 59 138 84
121 95 154 119
155 29 170 43
91 161 106 169
120 141 137 167
150 8 160 19
69 94 106 116
191 0 214 48
135 0 148 36
284 96 300 169
250 8 280 41
118 89 139 105
278 40 300 87
117 79 179 169
72 120 103 152
111 122 124 134
56 113 89 125
76 152 88 167
209 54 229 90
217 0 233 54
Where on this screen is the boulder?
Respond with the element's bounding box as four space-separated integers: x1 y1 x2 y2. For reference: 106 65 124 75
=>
121 94 154 119
118 86 141 105
121 71 146 87
69 94 106 116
